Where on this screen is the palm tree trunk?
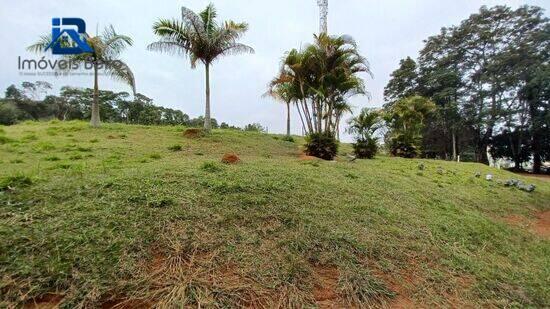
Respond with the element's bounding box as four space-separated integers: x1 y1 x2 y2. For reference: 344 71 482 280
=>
296 103 307 135
204 63 212 132
452 131 457 161
90 63 100 128
286 101 291 137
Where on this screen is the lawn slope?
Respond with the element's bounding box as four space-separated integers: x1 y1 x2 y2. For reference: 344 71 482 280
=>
1 121 549 308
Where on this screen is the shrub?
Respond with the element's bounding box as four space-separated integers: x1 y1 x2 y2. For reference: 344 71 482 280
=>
388 134 419 158
243 123 266 133
305 133 339 160
353 137 378 159
282 136 295 143
0 103 19 125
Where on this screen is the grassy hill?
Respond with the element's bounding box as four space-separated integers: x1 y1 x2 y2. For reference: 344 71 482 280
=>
1 121 549 308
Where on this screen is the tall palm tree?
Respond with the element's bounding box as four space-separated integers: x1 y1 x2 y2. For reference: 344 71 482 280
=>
148 4 254 132
274 34 370 136
265 75 295 137
28 26 136 128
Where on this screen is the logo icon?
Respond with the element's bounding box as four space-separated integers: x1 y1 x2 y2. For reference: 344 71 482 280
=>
45 18 93 55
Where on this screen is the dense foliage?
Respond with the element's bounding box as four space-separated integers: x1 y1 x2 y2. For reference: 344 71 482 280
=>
384 96 436 158
347 108 382 159
0 82 223 127
304 132 339 160
384 5 550 172
269 34 370 158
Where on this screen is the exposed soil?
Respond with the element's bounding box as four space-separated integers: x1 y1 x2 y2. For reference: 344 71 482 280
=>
533 211 550 238
221 153 241 164
24 294 64 309
502 214 530 227
312 265 343 308
502 211 550 238
298 150 319 161
183 128 204 139
381 272 416 309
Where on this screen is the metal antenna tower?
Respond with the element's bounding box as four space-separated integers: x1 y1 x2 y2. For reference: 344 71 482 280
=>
317 0 328 34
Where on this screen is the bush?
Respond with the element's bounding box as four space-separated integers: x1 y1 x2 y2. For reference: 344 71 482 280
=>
388 135 419 158
244 123 266 133
353 137 378 159
0 103 19 125
305 133 339 160
282 136 295 143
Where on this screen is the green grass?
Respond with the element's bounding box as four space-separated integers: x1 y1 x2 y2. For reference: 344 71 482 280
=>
0 121 548 308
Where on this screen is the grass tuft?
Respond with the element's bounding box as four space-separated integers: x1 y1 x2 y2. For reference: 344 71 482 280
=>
168 144 183 152
200 161 223 173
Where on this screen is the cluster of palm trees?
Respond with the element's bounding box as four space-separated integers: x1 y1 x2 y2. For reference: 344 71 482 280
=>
266 34 370 140
29 4 253 130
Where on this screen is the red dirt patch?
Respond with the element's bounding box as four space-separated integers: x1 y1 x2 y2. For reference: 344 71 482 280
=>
382 272 416 309
501 211 550 239
312 265 342 308
221 153 240 164
24 294 64 309
533 211 550 238
183 128 204 139
502 214 530 227
299 154 318 161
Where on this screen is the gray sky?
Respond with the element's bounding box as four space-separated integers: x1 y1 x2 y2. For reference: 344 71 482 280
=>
1 0 549 140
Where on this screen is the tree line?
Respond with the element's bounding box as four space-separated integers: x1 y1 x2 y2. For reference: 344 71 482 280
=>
383 5 549 173
0 81 268 130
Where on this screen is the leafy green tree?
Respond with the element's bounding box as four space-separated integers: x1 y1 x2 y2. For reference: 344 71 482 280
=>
28 26 136 127
244 123 266 133
266 75 295 137
384 96 436 158
0 102 20 125
149 4 254 132
384 57 418 105
384 5 549 171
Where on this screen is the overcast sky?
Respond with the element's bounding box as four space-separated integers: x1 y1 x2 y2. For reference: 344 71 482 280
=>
1 0 549 139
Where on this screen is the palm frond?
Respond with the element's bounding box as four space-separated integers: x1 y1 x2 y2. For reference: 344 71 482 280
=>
220 43 255 57
104 60 136 94
200 4 218 34
147 40 189 56
102 25 133 58
181 6 205 36
27 35 53 53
